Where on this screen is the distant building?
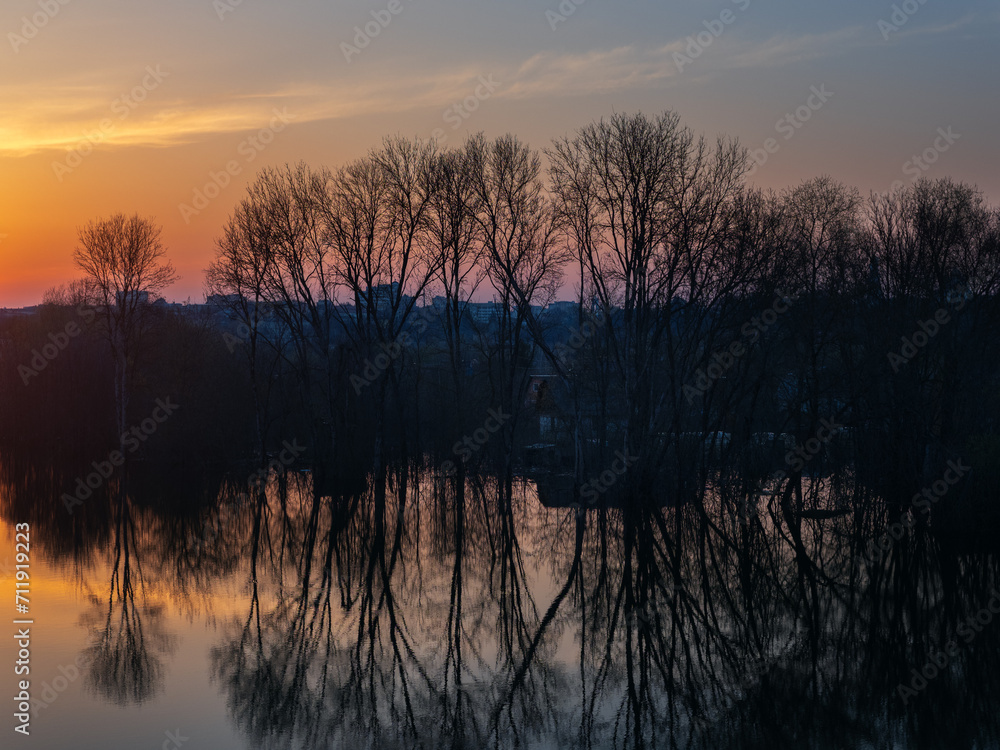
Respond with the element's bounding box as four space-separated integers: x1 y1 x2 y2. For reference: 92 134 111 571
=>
207 293 244 307
0 306 38 318
362 283 398 308
115 291 149 307
361 283 409 321
467 301 502 324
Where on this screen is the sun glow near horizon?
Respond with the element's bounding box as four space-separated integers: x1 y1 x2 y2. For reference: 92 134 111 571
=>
1 0 997 307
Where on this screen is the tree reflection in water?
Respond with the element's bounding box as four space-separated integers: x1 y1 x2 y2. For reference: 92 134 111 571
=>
3 453 999 748
203 467 1000 749
81 483 177 706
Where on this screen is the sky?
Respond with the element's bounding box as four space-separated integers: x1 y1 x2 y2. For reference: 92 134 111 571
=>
1 0 998 307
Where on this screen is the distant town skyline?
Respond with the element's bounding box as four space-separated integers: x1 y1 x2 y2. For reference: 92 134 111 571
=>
2 0 998 306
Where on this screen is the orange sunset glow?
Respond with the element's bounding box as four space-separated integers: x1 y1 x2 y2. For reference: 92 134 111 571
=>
3 2 1000 749
2 0 998 306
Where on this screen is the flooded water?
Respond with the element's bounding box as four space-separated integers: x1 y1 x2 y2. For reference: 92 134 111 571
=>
3 464 1000 749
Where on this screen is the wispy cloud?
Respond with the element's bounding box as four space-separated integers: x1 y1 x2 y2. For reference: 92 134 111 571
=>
881 12 980 42
0 15 984 157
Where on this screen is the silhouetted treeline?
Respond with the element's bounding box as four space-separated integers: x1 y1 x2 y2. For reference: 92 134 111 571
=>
3 111 1000 750
2 111 1000 520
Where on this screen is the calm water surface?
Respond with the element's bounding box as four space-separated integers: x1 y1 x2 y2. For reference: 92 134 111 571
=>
3 467 1000 749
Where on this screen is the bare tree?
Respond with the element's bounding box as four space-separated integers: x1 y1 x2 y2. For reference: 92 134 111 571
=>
326 138 440 466
467 133 566 484
208 165 346 461
41 277 100 307
427 145 485 402
779 177 863 429
864 178 999 490
74 213 177 442
546 111 750 494
207 189 284 461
